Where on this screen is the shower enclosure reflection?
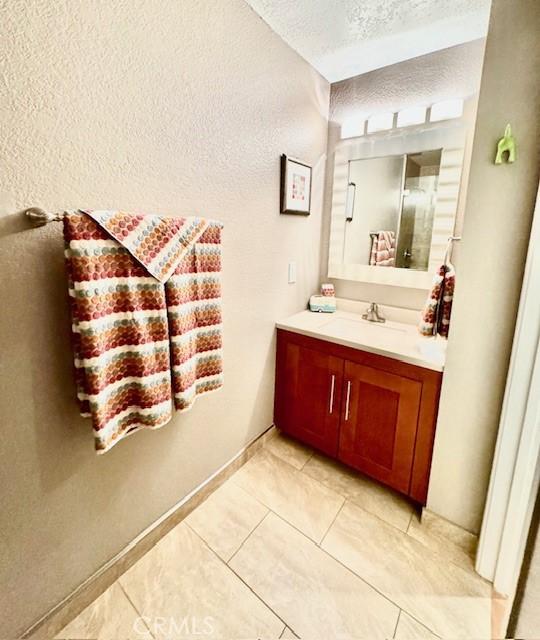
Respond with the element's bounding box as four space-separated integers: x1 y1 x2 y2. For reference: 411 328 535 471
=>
345 149 442 272
396 149 442 270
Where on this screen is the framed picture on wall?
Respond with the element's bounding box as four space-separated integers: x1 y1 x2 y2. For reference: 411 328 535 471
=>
280 154 312 215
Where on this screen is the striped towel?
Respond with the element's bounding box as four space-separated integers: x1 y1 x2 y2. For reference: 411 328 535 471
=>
369 231 396 267
64 210 223 454
419 262 455 338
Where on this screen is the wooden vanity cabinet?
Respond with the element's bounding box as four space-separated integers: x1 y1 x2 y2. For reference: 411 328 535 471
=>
274 329 443 504
274 336 344 457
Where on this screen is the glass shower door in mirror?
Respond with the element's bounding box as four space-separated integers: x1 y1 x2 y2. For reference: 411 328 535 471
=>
345 149 442 273
395 149 442 271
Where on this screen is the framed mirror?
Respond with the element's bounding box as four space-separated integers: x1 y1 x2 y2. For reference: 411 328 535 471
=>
328 123 466 289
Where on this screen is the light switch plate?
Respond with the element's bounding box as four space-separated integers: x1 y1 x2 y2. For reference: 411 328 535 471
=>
288 261 297 284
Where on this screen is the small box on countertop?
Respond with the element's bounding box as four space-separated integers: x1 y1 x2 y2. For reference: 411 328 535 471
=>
321 283 335 297
309 295 337 313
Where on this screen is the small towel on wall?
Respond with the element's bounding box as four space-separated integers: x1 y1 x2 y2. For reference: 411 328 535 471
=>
64 210 223 454
419 262 456 338
370 231 396 267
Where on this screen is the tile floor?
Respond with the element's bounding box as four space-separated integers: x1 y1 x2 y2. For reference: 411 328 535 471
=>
57 430 501 639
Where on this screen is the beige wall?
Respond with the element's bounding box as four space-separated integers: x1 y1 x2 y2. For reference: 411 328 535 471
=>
0 1 329 636
428 0 540 533
320 40 486 310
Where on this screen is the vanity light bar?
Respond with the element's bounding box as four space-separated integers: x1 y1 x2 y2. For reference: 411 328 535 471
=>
397 106 427 127
367 112 394 133
341 118 365 139
430 99 464 122
340 98 465 139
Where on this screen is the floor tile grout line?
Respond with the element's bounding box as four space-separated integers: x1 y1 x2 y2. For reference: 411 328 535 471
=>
330 493 414 537
318 533 452 639
256 445 344 500
318 496 346 547
313 518 426 624
298 449 314 470
230 447 347 532
266 429 314 471
280 625 300 639
231 444 485 591
335 499 485 585
222 439 483 634
228 483 342 550
392 609 402 639
265 509 404 621
117 581 156 640
225 507 271 566
204 473 470 639
185 519 300 638
406 527 488 583
300 461 417 536
255 438 420 543
405 521 482 578
231 471 424 608
405 510 415 534
401 610 442 639
226 556 301 637
227 472 284 530
240 435 479 571
226 562 301 640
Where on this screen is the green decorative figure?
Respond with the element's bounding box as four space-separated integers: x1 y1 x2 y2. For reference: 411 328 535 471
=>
495 124 516 164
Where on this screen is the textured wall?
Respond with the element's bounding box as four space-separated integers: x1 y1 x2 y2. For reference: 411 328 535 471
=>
0 1 329 636
427 0 540 533
320 40 486 309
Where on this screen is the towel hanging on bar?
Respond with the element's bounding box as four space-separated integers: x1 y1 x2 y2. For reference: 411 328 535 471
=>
63 210 223 453
418 235 460 338
419 262 456 338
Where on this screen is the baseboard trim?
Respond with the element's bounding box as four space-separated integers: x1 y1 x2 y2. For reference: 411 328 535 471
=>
21 425 276 640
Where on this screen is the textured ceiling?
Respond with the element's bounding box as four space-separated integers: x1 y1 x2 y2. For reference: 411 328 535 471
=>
245 0 491 82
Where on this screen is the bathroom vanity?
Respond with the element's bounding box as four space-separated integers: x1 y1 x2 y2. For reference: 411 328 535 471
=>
274 118 467 505
274 310 444 504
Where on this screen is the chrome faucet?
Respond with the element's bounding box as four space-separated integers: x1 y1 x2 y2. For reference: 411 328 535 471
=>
362 302 386 323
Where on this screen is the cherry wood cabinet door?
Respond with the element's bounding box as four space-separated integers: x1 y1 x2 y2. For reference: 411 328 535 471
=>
339 360 422 494
275 332 343 457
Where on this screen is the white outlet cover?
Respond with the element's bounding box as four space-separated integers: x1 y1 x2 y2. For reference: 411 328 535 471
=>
288 261 297 284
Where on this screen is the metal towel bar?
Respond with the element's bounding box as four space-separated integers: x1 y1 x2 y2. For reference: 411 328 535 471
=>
24 207 70 225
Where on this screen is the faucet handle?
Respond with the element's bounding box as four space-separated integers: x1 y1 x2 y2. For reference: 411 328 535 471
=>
362 302 386 323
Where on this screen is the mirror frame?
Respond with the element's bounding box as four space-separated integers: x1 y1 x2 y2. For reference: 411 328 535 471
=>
328 121 466 289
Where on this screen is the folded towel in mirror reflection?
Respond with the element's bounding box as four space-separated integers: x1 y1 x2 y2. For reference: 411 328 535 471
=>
369 231 395 267
419 262 456 338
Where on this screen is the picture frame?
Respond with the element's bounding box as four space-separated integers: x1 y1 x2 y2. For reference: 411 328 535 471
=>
280 154 312 215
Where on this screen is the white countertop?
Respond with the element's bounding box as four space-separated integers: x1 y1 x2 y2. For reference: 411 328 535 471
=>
276 309 446 372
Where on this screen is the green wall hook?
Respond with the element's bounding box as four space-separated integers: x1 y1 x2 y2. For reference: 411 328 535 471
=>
495 124 516 164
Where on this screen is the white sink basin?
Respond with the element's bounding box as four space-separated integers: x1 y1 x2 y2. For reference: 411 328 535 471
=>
276 309 445 372
321 317 407 342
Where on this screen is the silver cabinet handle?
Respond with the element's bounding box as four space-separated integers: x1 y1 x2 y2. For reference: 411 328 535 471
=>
345 381 351 421
329 374 335 414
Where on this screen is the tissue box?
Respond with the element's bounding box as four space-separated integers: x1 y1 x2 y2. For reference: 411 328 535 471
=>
309 295 336 313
